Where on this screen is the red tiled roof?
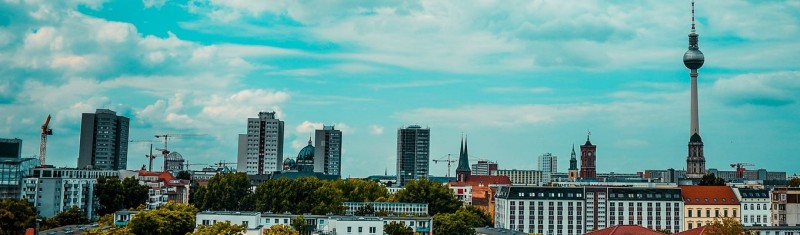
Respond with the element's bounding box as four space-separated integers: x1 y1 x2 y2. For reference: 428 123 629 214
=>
448 175 511 186
674 225 746 235
679 186 738 205
137 170 175 182
585 225 664 235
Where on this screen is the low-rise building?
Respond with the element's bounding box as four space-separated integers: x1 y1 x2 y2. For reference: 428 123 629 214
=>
734 188 771 226
680 186 740 230
20 167 119 220
771 187 800 226
328 216 383 235
343 202 428 216
492 169 543 186
137 171 191 209
196 211 262 235
599 187 683 233
0 156 38 199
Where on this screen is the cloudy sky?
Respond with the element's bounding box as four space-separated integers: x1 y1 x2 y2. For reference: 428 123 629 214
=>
1 0 798 177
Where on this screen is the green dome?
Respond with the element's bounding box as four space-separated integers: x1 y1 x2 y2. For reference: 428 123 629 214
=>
297 138 315 160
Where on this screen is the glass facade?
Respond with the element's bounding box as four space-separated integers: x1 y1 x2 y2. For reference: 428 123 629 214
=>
0 157 38 199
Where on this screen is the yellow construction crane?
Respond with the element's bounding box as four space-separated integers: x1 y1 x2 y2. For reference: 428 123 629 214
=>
39 115 53 166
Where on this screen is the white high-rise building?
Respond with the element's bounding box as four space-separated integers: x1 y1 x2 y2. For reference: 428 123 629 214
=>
237 111 284 175
538 153 557 184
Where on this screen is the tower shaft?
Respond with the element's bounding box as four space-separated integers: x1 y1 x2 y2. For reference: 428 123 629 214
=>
690 69 699 135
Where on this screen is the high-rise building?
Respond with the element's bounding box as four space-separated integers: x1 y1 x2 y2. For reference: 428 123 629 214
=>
78 109 130 170
471 160 498 176
237 111 285 175
568 145 579 181
683 1 706 179
314 125 342 176
538 152 557 183
0 138 22 158
579 134 597 180
396 125 430 186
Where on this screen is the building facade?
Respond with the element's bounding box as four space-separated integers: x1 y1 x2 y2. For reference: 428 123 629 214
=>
78 109 130 170
314 125 342 176
164 151 185 172
396 125 430 186
237 111 285 175
495 186 586 235
538 153 557 184
471 160 498 176
734 188 771 226
0 138 22 158
0 157 38 199
343 202 429 216
680 186 740 230
580 135 597 180
492 169 544 186
592 188 684 233
771 187 800 226
21 167 120 219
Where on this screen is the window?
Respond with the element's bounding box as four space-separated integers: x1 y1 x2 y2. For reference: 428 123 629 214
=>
358 227 363 232
347 226 352 232
369 227 376 233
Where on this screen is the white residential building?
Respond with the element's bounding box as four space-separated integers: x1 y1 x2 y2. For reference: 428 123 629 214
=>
20 167 119 219
495 186 585 235
329 217 383 235
591 187 683 233
343 202 428 216
538 153 557 184
492 169 544 186
237 111 285 175
734 188 771 226
196 211 262 235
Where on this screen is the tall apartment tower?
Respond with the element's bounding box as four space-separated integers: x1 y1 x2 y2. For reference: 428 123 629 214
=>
78 109 130 170
538 153 557 183
236 111 284 175
579 134 597 179
471 160 498 176
684 1 706 179
568 145 579 181
396 125 430 186
314 125 342 176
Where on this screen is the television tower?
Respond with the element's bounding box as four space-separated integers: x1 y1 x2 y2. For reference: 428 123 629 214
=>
683 0 706 179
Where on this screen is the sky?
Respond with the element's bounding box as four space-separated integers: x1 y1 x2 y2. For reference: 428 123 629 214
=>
1 0 799 178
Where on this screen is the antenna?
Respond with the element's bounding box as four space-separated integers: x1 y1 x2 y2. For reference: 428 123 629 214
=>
691 0 696 32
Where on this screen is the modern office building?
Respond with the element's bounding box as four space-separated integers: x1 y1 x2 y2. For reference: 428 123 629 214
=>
396 125 429 186
538 153 557 184
733 188 771 226
237 111 285 175
314 125 342 176
0 138 22 158
771 187 800 226
680 186 740 230
343 202 429 216
589 187 684 233
471 160 498 176
580 134 597 180
20 167 120 219
492 169 544 186
78 109 130 170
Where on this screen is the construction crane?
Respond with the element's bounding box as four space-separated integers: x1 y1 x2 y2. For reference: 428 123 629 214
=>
183 162 207 171
39 115 53 166
212 161 236 168
432 154 456 178
730 163 755 179
154 133 206 150
130 139 161 172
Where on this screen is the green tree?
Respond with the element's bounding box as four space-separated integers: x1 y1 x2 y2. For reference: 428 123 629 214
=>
129 202 198 235
789 178 800 187
384 221 414 235
192 172 253 211
456 205 492 227
292 215 312 235
41 207 90 230
253 177 344 215
354 203 376 216
393 178 461 215
699 173 726 186
263 224 299 235
176 170 192 180
706 217 744 235
95 176 149 215
433 213 474 235
0 198 37 235
333 178 389 202
121 177 149 209
190 221 246 235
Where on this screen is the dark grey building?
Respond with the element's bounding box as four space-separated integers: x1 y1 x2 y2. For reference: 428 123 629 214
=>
314 125 342 176
78 109 130 170
396 125 430 186
0 138 22 159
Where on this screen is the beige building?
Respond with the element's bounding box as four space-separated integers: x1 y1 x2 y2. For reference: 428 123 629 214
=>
680 186 740 230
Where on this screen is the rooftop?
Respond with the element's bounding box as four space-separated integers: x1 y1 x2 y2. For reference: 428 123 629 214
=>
680 186 739 205
585 225 664 235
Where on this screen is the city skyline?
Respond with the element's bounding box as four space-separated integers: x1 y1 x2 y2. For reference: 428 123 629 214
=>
1 1 799 177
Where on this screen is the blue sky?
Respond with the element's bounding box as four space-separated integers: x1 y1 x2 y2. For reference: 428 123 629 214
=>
1 0 799 177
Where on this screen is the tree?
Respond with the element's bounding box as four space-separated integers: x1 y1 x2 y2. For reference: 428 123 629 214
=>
706 217 744 235
433 213 474 235
129 202 198 235
292 215 312 235
263 224 299 235
192 172 253 211
699 173 726 186
190 221 246 235
253 177 344 215
789 178 800 187
121 176 149 209
456 206 492 227
41 207 90 230
95 176 149 215
393 178 461 215
332 178 389 202
176 170 192 180
384 221 413 235
0 198 37 235
355 203 376 216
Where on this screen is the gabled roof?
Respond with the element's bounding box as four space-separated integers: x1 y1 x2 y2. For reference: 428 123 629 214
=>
680 186 738 205
137 170 175 182
673 225 746 235
585 225 664 235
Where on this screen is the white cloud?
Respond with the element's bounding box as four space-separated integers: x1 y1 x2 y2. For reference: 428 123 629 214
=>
484 86 552 94
200 89 290 123
142 0 167 8
369 125 384 135
295 121 323 134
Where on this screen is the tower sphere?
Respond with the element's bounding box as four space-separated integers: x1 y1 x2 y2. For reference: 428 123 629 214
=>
683 33 705 70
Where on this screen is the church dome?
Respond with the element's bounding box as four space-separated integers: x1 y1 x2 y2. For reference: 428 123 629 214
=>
296 138 314 160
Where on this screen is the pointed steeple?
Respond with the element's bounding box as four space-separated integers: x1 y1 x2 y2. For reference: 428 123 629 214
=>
569 144 578 171
456 135 471 182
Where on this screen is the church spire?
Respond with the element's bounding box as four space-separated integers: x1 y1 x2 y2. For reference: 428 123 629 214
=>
456 135 471 182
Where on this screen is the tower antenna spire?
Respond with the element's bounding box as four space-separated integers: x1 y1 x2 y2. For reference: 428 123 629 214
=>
691 0 696 32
